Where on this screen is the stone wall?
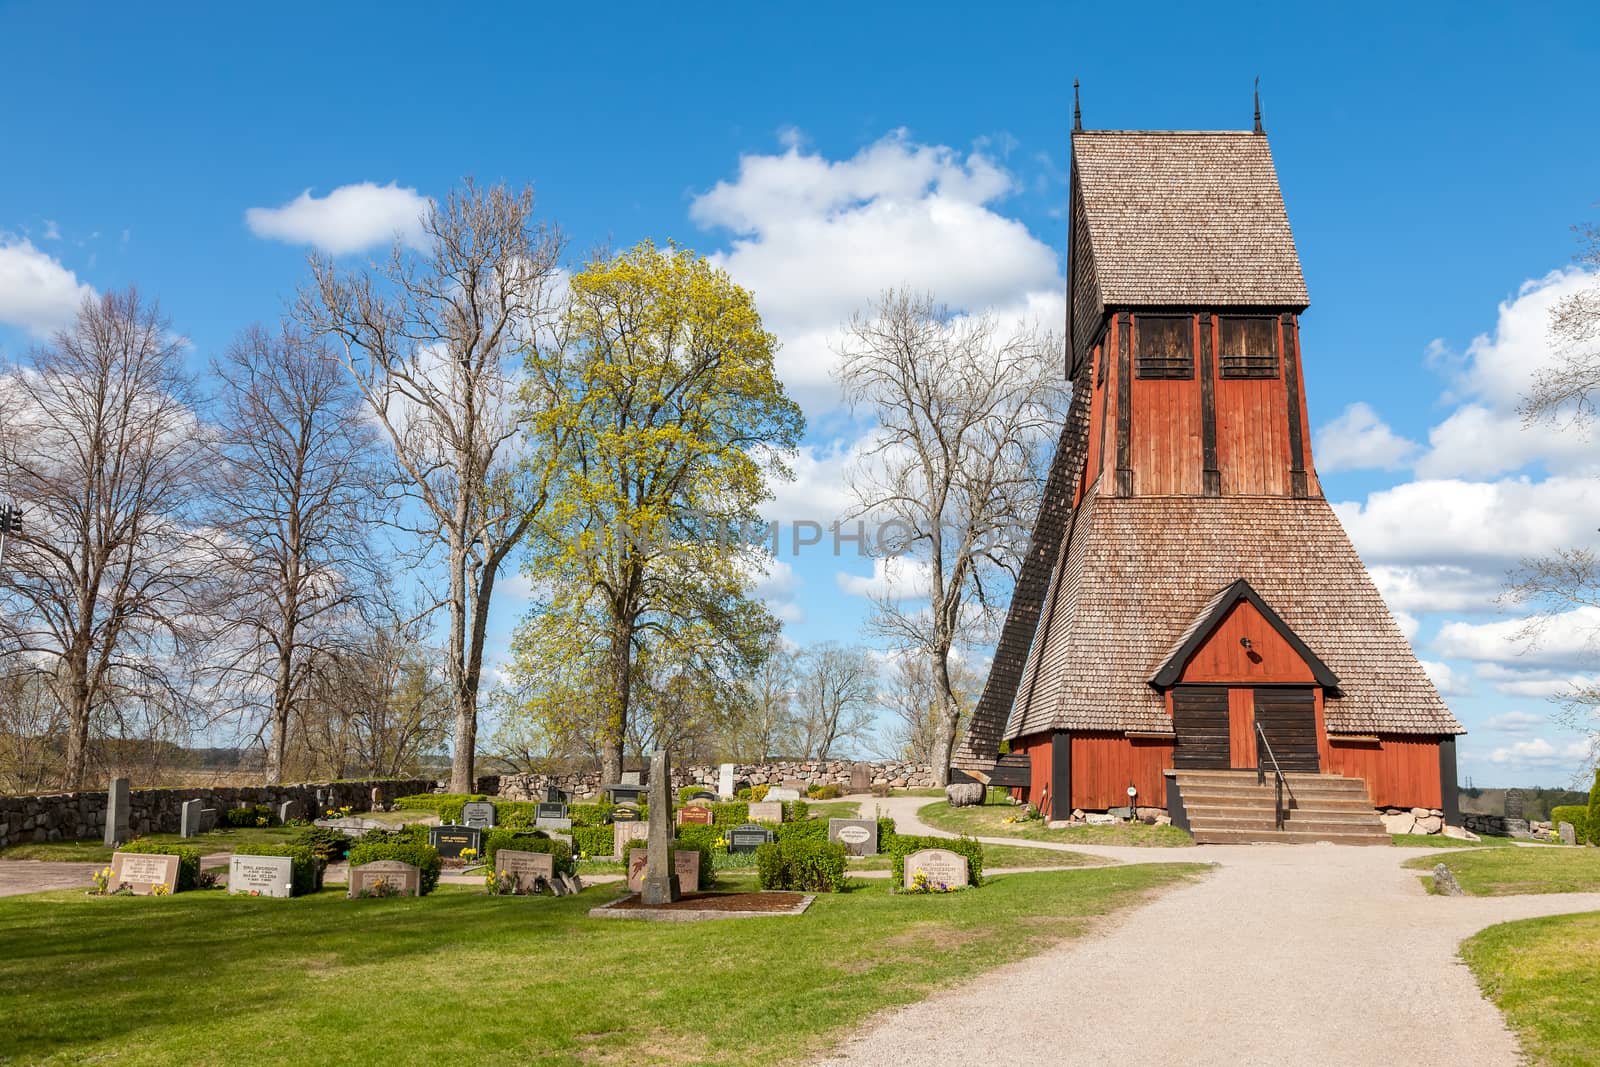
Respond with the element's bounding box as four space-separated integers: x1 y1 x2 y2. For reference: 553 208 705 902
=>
497 759 936 801
1376 807 1448 835
0 777 434 850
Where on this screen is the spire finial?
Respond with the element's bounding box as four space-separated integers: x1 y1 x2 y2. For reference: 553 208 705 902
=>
1073 79 1082 132
1253 76 1263 134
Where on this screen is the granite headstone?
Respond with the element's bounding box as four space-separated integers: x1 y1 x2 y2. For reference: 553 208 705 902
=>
828 817 879 857
677 805 713 826
718 762 736 799
104 776 131 847
109 851 179 894
628 848 700 894
348 860 421 898
612 819 650 859
748 801 784 823
461 801 497 829
180 799 204 838
640 749 680 904
902 847 970 890
229 854 295 897
728 823 774 853
428 825 482 859
494 848 555 893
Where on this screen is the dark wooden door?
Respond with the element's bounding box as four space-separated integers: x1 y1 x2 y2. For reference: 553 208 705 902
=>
1252 687 1320 773
1171 686 1230 769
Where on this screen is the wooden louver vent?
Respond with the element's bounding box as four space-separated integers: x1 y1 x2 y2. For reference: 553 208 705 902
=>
1134 316 1193 379
1219 316 1279 379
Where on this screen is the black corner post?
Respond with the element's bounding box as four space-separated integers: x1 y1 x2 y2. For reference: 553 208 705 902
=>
1049 731 1072 821
1438 736 1461 826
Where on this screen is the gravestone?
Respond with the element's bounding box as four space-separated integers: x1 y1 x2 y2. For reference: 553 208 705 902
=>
1504 789 1525 821
559 872 582 896
628 848 700 894
1506 818 1532 839
677 805 713 826
548 875 570 897
229 854 295 897
829 818 879 857
782 778 808 795
850 762 872 794
495 848 555 893
903 847 970 890
686 789 717 803
462 801 496 829
180 799 204 838
104 777 131 847
611 803 641 822
728 823 774 853
621 770 642 786
548 832 574 852
535 816 573 832
277 799 304 824
109 851 180 895
1559 821 1578 846
612 820 650 859
428 825 482 860
1085 813 1118 826
748 801 784 823
640 749 680 905
544 785 568 804
766 786 802 803
348 860 421 898
607 785 646 805
198 808 218 832
1107 805 1133 820
718 763 736 799
536 801 568 821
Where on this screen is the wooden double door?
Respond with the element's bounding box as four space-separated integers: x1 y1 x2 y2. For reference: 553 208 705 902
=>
1171 685 1320 772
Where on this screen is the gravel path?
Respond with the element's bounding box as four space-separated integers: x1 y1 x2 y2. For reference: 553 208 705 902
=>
820 796 1600 1066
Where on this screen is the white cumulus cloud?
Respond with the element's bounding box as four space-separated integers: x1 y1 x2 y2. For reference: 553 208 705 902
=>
1314 402 1419 473
245 181 430 255
0 237 95 336
1483 710 1545 733
1419 659 1469 696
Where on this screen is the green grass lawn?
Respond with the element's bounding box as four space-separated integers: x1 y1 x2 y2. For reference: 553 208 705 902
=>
1405 846 1600 895
847 842 1103 873
0 825 307 863
1390 833 1516 849
0 865 1204 1065
916 801 1194 847
1461 911 1600 1066
799 800 861 820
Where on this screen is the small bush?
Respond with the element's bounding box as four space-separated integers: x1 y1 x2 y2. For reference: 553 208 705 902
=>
1588 770 1600 846
775 818 829 845
708 802 748 825
292 825 353 864
572 825 615 859
222 804 276 828
787 799 809 823
481 830 575 876
1550 805 1588 844
568 803 612 828
888 835 984 888
877 816 898 852
345 838 442 895
807 783 844 799
749 784 770 802
233 844 321 895
755 837 847 892
736 786 752 801
118 840 202 891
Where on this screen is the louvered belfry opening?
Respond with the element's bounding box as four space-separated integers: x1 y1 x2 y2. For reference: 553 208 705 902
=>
953 115 1464 830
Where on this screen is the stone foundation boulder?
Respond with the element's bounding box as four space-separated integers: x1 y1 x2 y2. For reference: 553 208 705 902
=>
1380 811 1416 835
945 782 984 808
1413 814 1443 835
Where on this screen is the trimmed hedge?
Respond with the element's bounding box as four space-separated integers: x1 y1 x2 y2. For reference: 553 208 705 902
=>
392 793 488 825
887 835 984 888
118 840 202 891
481 830 575 876
292 825 353 863
233 843 321 896
622 838 715 888
345 838 442 895
1588 770 1600 846
572 825 615 859
222 804 276 828
1551 805 1590 846
807 783 844 799
755 837 846 892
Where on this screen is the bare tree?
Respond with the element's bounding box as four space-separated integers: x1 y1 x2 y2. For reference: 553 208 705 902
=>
210 323 380 783
297 180 565 792
0 289 211 789
835 290 1066 784
885 651 979 764
731 636 802 759
0 669 65 793
795 642 876 759
1511 217 1600 777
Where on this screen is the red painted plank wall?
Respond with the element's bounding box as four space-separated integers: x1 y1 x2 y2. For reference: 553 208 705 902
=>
1327 736 1442 808
1070 732 1174 810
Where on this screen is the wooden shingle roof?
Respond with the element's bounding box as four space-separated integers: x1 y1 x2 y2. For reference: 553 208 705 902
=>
1073 130 1309 310
1005 486 1464 739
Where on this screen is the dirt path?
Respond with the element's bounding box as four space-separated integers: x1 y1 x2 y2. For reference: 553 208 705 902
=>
821 796 1600 1066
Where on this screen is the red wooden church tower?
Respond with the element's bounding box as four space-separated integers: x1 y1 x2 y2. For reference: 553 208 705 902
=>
955 102 1465 842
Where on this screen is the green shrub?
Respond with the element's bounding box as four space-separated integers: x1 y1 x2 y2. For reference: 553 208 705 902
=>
291 825 353 863
1550 805 1589 844
482 801 540 829
572 825 615 859
787 799 809 822
222 804 276 828
1588 770 1600 847
481 830 575 876
392 793 487 824
622 838 714 888
233 844 321 896
887 835 983 888
754 837 847 892
568 803 611 827
749 784 770 802
710 802 748 825
775 818 829 844
345 838 442 895
807 783 844 799
877 816 899 852
118 840 202 891
736 786 752 801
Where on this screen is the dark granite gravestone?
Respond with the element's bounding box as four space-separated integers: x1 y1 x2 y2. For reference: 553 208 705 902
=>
677 805 713 825
536 801 568 821
611 803 641 822
544 785 568 804
1504 789 1525 821
495 849 555 893
198 808 218 832
229 854 295 897
180 799 204 838
461 801 496 829
109 851 179 895
728 823 775 853
277 799 305 824
686 789 717 803
104 777 131 847
828 818 879 857
348 860 421 898
605 784 646 804
428 825 482 859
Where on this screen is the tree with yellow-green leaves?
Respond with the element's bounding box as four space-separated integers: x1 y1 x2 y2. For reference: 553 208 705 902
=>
510 241 804 783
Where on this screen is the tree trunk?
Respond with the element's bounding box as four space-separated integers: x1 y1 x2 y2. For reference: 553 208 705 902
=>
929 647 958 787
266 625 295 786
60 654 93 791
600 615 633 784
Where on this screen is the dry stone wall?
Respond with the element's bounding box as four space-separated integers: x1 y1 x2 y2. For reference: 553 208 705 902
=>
498 759 935 801
0 777 433 850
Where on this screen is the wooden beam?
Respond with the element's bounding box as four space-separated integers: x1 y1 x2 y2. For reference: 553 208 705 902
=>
1282 313 1309 498
1115 312 1132 497
1199 312 1219 496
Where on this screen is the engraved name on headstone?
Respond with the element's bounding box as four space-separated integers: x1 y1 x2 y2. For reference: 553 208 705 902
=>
902 847 970 890
229 854 295 897
109 851 180 895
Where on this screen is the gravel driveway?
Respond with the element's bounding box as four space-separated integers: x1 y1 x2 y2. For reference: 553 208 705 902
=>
819 796 1600 1066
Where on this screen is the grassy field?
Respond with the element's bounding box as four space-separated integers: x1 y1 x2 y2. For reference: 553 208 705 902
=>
0 865 1204 1065
916 801 1193 847
0 825 307 863
1461 911 1600 1066
847 842 1103 873
1405 846 1600 895
1390 833 1516 849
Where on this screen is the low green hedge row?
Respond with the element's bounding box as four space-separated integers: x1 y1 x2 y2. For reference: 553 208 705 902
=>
480 830 575 876
887 835 984 888
755 837 846 892
621 839 715 888
1550 805 1590 845
118 840 202 891
572 825 615 859
222 804 277 828
232 844 321 896
345 838 442 895
291 825 353 863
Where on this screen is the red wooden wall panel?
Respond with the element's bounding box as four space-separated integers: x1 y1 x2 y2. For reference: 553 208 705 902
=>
1327 736 1442 807
1178 600 1317 684
1070 733 1174 810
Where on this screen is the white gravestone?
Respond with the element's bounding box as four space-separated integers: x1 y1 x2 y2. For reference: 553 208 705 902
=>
229 854 295 897
718 763 736 799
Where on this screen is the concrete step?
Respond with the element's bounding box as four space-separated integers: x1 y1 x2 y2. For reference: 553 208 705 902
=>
1179 790 1376 807
1190 827 1391 846
1182 797 1379 814
1190 813 1388 833
1175 774 1370 793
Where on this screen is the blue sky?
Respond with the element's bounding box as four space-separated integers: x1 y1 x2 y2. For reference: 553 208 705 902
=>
3 1 1598 783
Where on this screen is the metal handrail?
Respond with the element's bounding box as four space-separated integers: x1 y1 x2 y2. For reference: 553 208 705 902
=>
1255 722 1293 831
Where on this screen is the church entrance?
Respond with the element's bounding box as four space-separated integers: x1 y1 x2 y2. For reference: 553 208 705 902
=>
1172 685 1320 772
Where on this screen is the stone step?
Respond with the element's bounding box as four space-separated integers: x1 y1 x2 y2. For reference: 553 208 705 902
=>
1182 796 1378 813
1174 773 1370 793
1178 788 1376 805
1189 813 1387 832
1189 827 1391 846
